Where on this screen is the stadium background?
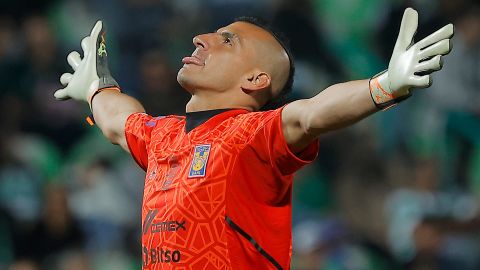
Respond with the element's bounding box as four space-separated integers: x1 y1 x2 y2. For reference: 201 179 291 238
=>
1 0 479 269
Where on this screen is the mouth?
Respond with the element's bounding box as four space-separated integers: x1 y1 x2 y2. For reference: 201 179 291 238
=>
182 53 205 66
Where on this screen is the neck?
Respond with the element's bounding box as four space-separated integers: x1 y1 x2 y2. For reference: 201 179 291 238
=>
185 91 255 113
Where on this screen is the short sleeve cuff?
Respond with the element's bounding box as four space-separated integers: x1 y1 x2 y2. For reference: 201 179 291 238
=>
275 107 319 175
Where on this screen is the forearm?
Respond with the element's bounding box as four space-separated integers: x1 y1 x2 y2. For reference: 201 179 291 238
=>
91 90 145 148
283 80 378 152
304 80 378 135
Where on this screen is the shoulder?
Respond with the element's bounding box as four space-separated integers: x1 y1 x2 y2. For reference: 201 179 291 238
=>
232 109 280 127
127 113 184 129
125 113 185 141
220 109 282 144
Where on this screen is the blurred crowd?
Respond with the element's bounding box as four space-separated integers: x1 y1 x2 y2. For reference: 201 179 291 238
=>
1 0 480 269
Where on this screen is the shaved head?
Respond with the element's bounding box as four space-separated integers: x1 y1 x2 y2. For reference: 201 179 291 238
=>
234 17 295 109
240 23 290 97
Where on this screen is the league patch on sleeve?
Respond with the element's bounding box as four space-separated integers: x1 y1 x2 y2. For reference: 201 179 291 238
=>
145 116 166 127
188 144 211 178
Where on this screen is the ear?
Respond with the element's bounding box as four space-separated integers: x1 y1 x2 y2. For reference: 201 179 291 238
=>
241 71 271 93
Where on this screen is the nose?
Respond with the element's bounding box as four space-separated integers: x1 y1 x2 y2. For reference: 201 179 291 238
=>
193 34 209 50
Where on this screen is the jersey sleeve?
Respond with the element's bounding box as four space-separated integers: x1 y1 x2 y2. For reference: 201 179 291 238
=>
124 112 156 171
249 107 319 176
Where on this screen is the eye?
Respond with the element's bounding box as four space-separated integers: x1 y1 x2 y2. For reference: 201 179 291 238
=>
223 36 233 45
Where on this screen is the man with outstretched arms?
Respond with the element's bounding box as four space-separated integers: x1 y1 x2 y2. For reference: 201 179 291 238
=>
55 8 453 270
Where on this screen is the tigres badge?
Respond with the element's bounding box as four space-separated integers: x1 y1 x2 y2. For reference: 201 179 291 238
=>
188 144 211 178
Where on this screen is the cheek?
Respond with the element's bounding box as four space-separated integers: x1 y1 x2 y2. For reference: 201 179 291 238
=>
205 66 242 90
206 55 245 81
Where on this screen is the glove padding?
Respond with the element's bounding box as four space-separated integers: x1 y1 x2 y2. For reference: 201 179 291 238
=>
370 8 454 110
54 21 119 104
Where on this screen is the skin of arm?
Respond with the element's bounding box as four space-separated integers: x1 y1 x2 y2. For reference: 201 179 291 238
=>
282 79 378 153
91 90 145 152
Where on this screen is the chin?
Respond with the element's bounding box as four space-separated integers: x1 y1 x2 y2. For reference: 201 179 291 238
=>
177 68 195 93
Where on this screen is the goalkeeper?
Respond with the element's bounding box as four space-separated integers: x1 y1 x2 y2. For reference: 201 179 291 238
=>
55 8 453 270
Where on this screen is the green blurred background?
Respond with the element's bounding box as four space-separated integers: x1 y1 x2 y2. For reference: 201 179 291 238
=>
1 0 480 269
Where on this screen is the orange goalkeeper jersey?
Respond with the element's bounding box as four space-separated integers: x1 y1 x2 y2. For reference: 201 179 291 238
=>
125 108 318 270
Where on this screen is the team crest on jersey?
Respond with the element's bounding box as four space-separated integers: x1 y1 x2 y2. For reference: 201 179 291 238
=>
188 144 211 178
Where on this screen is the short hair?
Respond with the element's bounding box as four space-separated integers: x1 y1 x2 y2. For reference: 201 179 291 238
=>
234 16 295 111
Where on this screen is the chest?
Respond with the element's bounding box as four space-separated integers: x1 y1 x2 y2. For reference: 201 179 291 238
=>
143 133 235 210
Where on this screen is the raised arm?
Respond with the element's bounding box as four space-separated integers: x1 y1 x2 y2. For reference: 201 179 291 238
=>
90 91 144 151
282 8 454 153
54 21 144 151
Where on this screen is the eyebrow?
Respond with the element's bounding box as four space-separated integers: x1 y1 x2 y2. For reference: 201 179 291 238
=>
216 29 242 46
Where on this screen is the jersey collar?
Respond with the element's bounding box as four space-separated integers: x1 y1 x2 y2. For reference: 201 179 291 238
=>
185 108 250 133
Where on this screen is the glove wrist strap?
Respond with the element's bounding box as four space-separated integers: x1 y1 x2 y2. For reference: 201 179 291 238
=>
88 86 121 107
86 87 122 126
369 70 411 110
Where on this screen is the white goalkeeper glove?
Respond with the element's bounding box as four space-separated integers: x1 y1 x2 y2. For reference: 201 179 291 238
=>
370 7 454 110
54 21 120 107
